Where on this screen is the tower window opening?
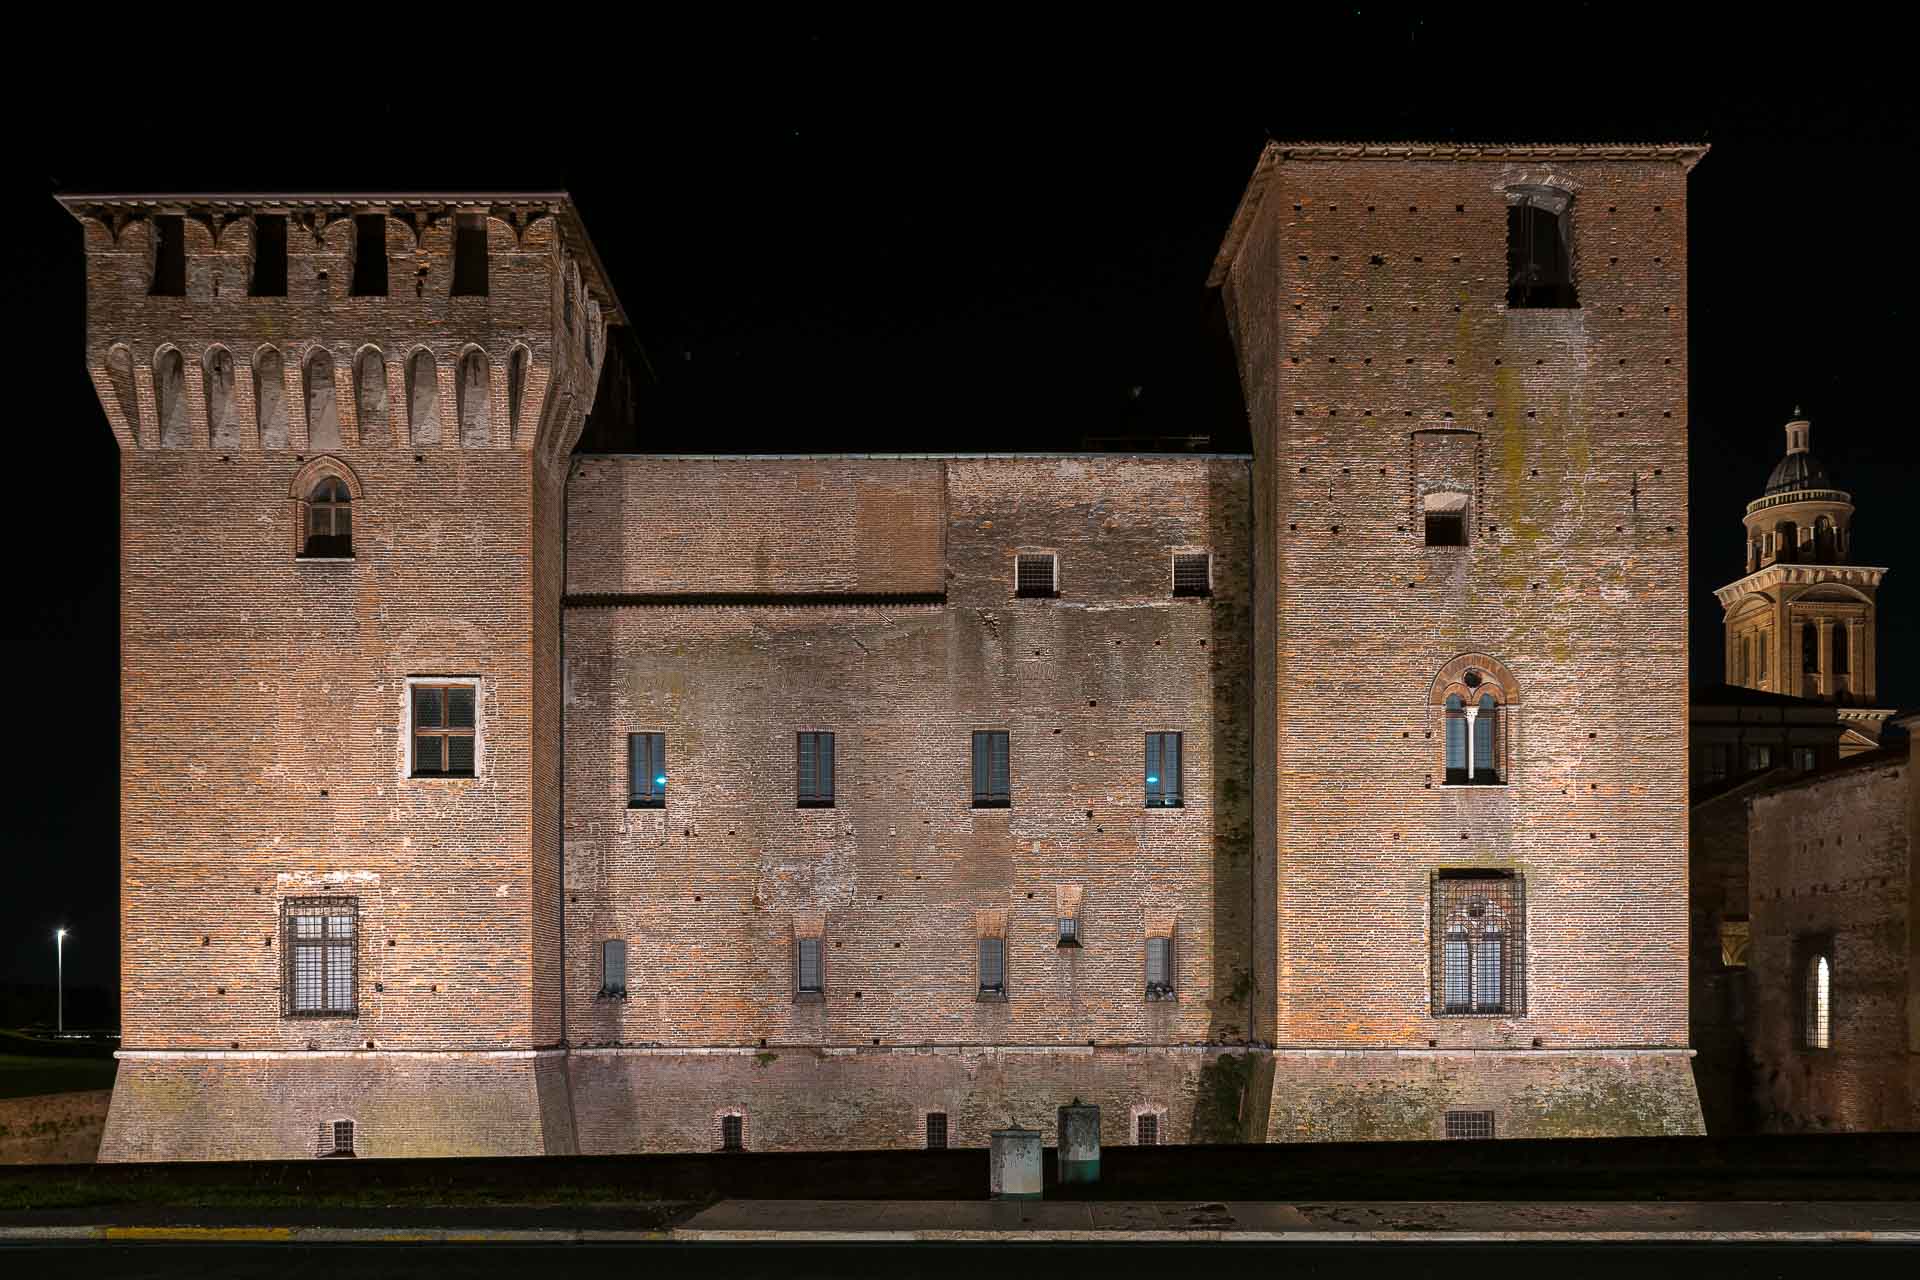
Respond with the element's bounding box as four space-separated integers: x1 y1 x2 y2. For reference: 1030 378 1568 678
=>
1423 491 1468 546
1506 189 1577 309
250 214 288 296
351 215 388 296
452 213 488 296
1802 623 1819 673
150 215 186 297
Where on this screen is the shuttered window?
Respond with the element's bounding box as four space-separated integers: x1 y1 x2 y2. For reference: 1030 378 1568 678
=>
601 939 627 998
978 936 1007 998
413 683 476 777
972 731 1011 808
1145 936 1174 999
284 898 357 1018
797 732 835 808
629 732 666 808
1145 732 1183 807
795 937 824 999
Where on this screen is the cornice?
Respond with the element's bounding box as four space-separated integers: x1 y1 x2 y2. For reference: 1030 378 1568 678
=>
1713 563 1888 608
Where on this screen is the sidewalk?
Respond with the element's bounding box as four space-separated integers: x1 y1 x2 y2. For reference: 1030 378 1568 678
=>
4 1200 1920 1244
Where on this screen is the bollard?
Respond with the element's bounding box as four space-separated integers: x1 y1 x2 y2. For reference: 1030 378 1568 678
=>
1056 1098 1101 1184
989 1124 1043 1200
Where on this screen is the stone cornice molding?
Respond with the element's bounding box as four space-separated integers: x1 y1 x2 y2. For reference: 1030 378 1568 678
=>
1714 564 1886 609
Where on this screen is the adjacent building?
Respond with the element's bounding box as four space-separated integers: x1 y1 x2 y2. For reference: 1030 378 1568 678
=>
72 141 1711 1160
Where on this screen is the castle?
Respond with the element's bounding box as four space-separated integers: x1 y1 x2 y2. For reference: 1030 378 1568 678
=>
69 142 1711 1160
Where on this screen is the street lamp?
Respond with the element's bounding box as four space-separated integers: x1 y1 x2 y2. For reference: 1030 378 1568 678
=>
55 929 67 1035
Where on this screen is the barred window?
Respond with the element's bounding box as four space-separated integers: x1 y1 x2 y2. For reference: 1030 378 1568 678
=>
600 939 627 999
795 936 824 1000
1172 552 1212 598
1146 732 1183 807
978 936 1007 999
284 898 357 1018
1805 953 1832 1050
1057 916 1080 947
797 732 835 808
720 1113 744 1151
412 683 476 777
319 1118 356 1157
1145 935 1174 1000
302 477 353 558
1432 873 1524 1016
926 1112 948 1150
1136 1113 1159 1145
629 732 666 808
971 731 1010 808
1015 553 1057 599
1445 1110 1495 1139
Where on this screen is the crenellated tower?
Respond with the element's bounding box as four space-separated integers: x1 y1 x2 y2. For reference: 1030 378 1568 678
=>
62 192 622 1160
1715 413 1886 705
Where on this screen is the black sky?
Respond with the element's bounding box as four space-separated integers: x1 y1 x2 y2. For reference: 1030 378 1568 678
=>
4 22 1916 999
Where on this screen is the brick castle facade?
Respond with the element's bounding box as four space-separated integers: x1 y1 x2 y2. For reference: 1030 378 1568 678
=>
69 142 1709 1160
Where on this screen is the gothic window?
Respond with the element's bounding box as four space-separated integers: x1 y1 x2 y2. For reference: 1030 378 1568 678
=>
1506 188 1577 309
1432 659 1517 786
283 898 357 1018
302 477 352 558
1443 693 1501 784
1432 872 1525 1016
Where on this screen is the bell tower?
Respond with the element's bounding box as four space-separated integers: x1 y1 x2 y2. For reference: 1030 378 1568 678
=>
1715 413 1886 703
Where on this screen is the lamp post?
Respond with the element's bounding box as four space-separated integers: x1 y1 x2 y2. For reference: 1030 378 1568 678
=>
55 929 67 1034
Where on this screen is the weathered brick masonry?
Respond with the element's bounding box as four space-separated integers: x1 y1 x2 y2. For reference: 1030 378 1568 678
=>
75 144 1710 1159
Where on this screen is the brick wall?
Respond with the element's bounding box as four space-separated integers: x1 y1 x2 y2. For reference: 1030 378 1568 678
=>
1216 145 1703 1136
1749 754 1917 1131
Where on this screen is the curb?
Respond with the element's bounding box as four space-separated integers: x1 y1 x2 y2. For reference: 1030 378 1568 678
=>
1 1225 1919 1245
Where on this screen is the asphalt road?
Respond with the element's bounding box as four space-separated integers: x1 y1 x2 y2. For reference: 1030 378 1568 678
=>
6 1242 1920 1279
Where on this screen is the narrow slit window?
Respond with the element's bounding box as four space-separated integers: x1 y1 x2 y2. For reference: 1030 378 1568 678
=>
1805 953 1832 1049
1015 553 1057 598
351 214 389 296
971 731 1010 808
250 214 288 296
452 213 489 296
1145 732 1183 808
1172 552 1212 598
795 936 824 1000
149 214 186 296
1146 935 1174 1000
600 939 627 999
412 684 476 778
978 936 1007 998
926 1112 948 1149
1445 1110 1495 1139
629 732 666 808
797 732 835 808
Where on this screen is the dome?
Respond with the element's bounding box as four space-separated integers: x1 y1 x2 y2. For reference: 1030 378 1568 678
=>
1763 449 1832 495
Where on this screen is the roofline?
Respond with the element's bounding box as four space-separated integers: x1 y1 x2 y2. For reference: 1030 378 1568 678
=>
53 189 632 331
571 451 1255 463
1207 139 1710 288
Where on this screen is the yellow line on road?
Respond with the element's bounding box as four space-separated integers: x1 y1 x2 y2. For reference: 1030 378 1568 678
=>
104 1227 295 1242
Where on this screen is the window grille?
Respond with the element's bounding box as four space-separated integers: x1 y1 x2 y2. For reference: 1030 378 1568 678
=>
1431 873 1524 1016
319 1118 356 1157
1145 732 1183 807
1506 189 1577 309
600 939 627 999
302 477 353 558
1444 1110 1495 1139
413 684 477 777
797 732 835 808
451 213 489 296
1172 552 1212 598
971 731 1011 808
1146 935 1174 1000
720 1113 744 1151
1015 553 1057 598
283 898 357 1018
1057 916 1079 947
629 732 666 807
795 937 824 999
926 1112 948 1150
1805 953 1832 1050
1137 1113 1159 1145
978 936 1007 998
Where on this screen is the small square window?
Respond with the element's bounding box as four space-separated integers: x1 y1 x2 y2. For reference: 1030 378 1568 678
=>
926 1112 948 1150
629 732 666 807
1445 1110 1495 1139
1172 552 1212 598
1015 553 1057 599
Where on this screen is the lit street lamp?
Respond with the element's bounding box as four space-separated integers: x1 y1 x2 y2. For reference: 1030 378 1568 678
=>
55 929 67 1035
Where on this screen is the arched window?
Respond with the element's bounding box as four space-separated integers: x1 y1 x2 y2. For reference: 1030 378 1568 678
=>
1506 187 1576 309
1814 516 1835 560
1444 695 1466 781
155 348 188 447
1805 953 1831 1049
301 477 352 558
1433 872 1524 1016
508 346 530 439
1433 657 1516 786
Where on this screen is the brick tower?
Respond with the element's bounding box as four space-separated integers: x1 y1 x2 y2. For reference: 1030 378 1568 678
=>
64 194 616 1159
1715 413 1887 704
1210 143 1708 1138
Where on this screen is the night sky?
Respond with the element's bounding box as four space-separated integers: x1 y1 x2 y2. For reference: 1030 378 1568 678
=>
3 26 1915 1003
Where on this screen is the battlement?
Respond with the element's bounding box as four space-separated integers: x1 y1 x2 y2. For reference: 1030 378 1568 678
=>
57 193 621 464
